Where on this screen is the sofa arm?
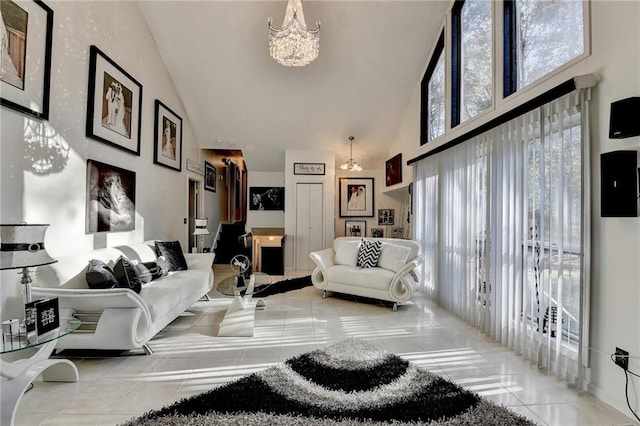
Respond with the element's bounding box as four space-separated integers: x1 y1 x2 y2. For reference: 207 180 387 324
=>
31 286 153 345
388 255 424 302
309 248 335 289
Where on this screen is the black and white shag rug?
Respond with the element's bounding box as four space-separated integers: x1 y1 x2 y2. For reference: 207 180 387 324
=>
122 338 534 426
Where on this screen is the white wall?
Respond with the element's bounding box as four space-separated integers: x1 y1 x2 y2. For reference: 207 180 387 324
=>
390 0 640 416
284 150 335 270
0 2 203 318
246 171 285 229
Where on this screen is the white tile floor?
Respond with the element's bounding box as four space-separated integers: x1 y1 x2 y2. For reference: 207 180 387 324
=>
14 265 638 426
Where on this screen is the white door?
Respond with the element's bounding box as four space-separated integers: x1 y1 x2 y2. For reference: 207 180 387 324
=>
295 183 324 270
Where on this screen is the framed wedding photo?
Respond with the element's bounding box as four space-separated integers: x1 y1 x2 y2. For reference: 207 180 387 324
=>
86 45 142 155
339 177 374 217
0 0 53 120
86 159 136 233
153 100 182 171
204 161 216 192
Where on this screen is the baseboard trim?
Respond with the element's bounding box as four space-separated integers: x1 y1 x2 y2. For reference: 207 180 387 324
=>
588 382 636 422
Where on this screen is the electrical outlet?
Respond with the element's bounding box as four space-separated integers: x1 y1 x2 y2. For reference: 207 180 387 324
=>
615 347 629 370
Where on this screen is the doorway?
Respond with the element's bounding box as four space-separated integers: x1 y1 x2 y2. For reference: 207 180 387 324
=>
188 179 200 253
295 183 324 270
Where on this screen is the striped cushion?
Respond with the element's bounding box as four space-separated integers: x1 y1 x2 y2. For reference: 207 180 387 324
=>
357 239 382 268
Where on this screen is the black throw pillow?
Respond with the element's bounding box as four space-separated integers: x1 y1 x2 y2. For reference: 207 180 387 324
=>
155 240 188 271
113 256 142 294
134 261 166 283
86 259 119 289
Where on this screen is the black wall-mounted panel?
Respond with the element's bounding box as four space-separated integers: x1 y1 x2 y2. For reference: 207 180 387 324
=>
609 97 640 139
601 150 638 217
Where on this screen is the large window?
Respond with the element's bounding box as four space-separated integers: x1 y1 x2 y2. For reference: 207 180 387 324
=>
505 0 584 95
420 32 445 145
452 0 493 126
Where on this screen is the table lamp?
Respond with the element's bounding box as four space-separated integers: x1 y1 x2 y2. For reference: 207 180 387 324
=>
192 218 210 253
0 224 57 304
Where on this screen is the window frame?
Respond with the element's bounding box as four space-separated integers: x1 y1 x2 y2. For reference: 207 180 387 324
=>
420 31 445 146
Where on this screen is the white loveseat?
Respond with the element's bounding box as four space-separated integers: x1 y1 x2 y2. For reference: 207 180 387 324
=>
309 237 422 311
31 241 214 354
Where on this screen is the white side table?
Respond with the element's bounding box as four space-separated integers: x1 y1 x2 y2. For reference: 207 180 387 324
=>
1 319 80 426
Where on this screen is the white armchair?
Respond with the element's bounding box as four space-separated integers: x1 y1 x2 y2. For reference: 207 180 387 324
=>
309 237 423 311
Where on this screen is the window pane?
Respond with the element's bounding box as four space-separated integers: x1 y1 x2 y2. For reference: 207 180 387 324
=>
461 0 493 122
516 0 584 89
428 52 445 140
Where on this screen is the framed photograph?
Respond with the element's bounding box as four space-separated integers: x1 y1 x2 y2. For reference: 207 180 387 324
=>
378 209 395 225
294 163 325 175
86 159 136 233
86 45 142 155
249 187 284 211
371 228 384 238
386 153 402 186
204 161 216 192
339 177 374 217
153 100 182 171
345 220 366 237
0 0 53 120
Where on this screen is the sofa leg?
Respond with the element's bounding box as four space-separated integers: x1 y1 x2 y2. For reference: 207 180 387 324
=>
322 290 327 299
393 303 398 312
142 344 153 355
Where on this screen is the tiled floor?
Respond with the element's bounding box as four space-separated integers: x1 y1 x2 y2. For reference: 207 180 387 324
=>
14 265 638 425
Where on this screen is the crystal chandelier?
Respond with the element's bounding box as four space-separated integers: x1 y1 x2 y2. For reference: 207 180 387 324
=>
268 0 320 67
340 136 362 172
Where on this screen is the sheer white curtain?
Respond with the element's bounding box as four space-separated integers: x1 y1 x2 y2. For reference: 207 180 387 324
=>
414 90 591 387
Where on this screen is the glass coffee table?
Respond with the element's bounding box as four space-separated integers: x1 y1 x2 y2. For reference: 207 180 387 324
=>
1 318 81 426
217 273 271 337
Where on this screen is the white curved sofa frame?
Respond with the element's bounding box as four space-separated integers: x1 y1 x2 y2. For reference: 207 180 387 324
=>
309 237 423 311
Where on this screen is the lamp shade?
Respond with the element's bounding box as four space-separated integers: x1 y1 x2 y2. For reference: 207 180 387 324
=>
0 224 57 270
193 218 210 236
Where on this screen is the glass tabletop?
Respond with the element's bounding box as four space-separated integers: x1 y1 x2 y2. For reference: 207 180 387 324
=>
1 318 81 354
216 273 272 297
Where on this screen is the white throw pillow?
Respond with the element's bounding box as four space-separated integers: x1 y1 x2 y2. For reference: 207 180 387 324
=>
377 242 412 273
334 240 361 266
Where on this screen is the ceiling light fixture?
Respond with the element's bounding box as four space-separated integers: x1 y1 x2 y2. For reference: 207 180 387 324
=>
268 0 320 67
340 136 362 172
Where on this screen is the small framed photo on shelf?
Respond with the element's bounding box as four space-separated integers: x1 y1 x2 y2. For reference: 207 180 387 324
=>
294 163 325 175
378 209 395 225
25 297 59 337
86 45 143 155
153 100 183 171
204 161 216 192
0 0 53 120
345 220 366 237
371 228 384 238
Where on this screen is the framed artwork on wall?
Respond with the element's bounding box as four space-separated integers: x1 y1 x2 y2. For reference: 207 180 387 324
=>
345 220 366 237
86 45 142 155
86 159 136 233
378 208 395 225
294 163 325 175
204 161 216 192
385 153 402 186
249 187 284 211
339 177 374 217
153 100 182 171
371 228 384 238
0 0 53 120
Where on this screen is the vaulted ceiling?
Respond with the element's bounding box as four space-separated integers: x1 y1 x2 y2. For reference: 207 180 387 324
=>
138 1 448 171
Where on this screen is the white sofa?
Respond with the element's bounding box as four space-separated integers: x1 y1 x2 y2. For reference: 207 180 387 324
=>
31 241 214 354
309 237 423 311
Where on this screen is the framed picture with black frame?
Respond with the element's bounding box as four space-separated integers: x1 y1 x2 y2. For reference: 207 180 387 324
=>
0 0 53 120
345 220 366 237
204 161 216 192
86 45 143 155
339 177 374 217
86 159 136 233
153 100 182 171
385 153 402 186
